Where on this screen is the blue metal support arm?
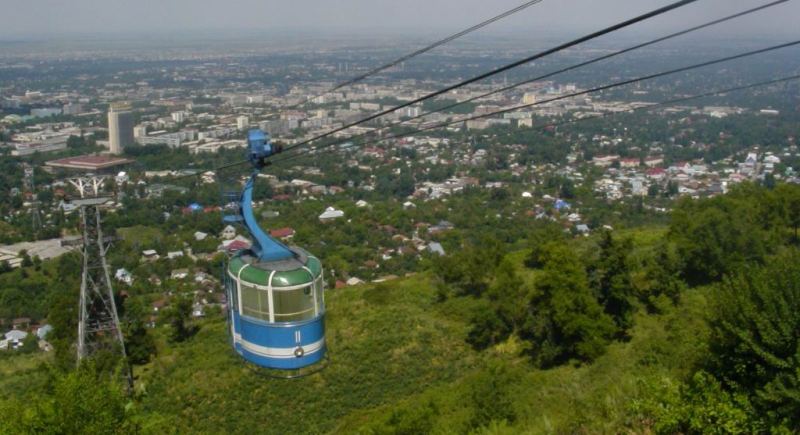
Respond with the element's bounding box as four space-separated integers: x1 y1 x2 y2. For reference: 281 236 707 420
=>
223 128 292 262
240 172 294 262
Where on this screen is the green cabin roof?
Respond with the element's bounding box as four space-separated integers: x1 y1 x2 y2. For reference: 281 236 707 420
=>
228 254 322 288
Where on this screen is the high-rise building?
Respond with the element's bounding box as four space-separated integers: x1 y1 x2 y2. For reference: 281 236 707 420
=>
522 93 537 105
171 111 185 123
133 125 148 139
108 103 134 155
63 103 84 116
237 116 249 130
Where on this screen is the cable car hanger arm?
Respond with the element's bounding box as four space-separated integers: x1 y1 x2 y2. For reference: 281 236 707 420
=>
240 129 293 262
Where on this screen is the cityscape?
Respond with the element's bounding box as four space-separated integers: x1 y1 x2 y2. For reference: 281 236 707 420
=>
1 0 800 433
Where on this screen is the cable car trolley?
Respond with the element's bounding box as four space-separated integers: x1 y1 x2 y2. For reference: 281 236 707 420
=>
223 129 326 374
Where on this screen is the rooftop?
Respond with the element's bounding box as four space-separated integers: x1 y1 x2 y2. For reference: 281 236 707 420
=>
46 154 134 171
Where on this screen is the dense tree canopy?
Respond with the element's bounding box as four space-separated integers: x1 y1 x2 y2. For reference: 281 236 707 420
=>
707 250 800 427
521 243 616 368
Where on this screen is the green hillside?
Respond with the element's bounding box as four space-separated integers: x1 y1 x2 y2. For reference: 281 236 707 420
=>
2 248 707 434
129 255 708 434
135 274 479 433
3 183 800 433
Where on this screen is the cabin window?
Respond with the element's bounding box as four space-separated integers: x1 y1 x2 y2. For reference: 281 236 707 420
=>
240 282 270 321
227 276 238 312
315 276 325 315
273 285 316 322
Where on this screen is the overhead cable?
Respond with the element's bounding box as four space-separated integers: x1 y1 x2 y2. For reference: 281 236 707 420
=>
275 0 789 159
282 0 547 112
271 40 800 165
280 0 701 153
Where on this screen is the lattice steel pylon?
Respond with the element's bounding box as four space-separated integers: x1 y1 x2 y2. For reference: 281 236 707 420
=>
68 177 131 387
23 165 42 233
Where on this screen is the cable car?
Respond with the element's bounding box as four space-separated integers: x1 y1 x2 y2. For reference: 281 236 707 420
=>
223 129 326 371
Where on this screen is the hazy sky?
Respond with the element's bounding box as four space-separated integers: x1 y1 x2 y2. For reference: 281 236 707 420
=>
1 0 799 40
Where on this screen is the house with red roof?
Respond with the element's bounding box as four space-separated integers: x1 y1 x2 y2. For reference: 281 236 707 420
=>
644 156 665 167
224 240 251 253
269 227 295 240
646 168 667 180
620 158 640 169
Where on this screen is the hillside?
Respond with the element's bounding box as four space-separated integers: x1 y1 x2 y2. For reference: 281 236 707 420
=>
3 183 800 433
0 243 787 434
134 273 478 433
129 248 708 434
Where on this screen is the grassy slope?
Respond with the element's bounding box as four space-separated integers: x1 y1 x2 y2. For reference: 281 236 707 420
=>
132 227 710 434
0 352 52 401
0 227 708 433
135 274 480 434
331 288 710 434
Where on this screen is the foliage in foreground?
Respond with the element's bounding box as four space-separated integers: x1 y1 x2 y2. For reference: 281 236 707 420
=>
630 371 763 434
707 250 800 428
0 363 136 435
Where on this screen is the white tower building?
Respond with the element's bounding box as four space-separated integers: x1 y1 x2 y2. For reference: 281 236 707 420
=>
237 116 250 131
108 103 134 155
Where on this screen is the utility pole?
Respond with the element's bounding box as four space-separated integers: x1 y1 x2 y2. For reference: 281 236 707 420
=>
66 177 131 388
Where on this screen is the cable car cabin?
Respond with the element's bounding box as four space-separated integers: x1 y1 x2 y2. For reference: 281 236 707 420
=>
226 249 325 370
222 128 326 371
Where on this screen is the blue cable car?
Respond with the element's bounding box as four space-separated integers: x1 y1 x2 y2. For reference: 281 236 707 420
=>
223 129 326 371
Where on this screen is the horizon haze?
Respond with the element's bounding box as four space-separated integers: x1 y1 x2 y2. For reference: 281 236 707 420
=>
1 0 799 41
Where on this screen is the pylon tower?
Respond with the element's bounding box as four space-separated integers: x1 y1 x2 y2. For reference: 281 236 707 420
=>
23 165 42 233
68 177 131 386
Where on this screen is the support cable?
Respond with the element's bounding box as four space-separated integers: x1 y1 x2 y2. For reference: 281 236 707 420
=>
271 41 800 165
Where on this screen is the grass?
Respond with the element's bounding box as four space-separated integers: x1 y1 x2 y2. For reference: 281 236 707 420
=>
129 264 710 434
0 226 709 433
332 286 711 434
134 274 480 434
0 352 52 401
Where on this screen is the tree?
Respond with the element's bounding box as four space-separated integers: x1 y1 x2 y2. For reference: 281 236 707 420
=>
666 181 679 197
48 254 82 370
762 172 776 190
66 135 85 149
468 362 517 429
19 332 39 354
378 400 437 435
20 250 33 268
560 178 576 199
590 231 635 331
524 222 567 269
706 250 800 427
489 187 510 202
632 372 762 434
467 300 511 350
669 190 773 285
637 242 686 312
776 183 800 242
37 189 54 203
123 300 156 365
163 295 196 342
521 243 617 368
432 243 497 298
10 194 23 210
486 259 528 332
0 363 138 433
647 183 660 198
434 243 520 351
